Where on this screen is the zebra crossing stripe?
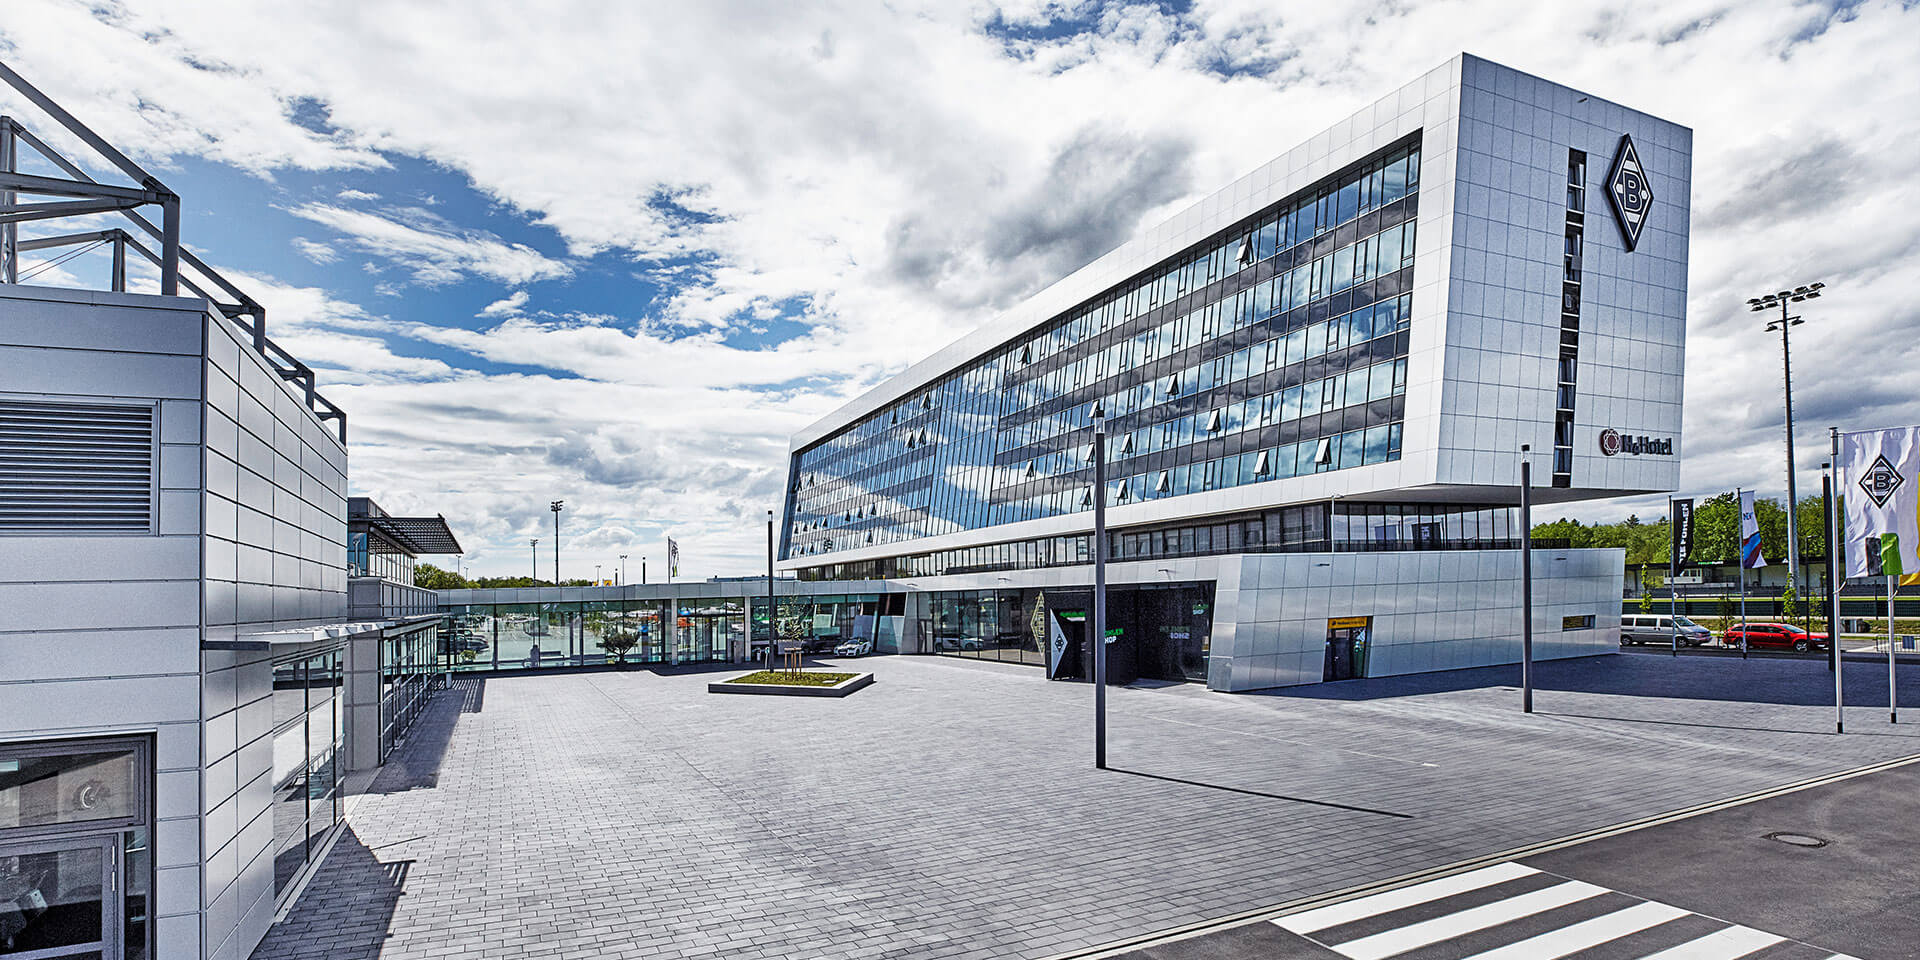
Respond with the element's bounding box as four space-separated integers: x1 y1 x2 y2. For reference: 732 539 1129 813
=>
1273 862 1538 935
1634 925 1784 959
1328 880 1610 960
1456 900 1688 959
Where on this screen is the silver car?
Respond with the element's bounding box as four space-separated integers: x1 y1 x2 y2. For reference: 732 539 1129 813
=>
1620 614 1711 646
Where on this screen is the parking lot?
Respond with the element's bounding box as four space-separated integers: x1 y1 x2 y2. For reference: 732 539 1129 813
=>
255 653 1920 960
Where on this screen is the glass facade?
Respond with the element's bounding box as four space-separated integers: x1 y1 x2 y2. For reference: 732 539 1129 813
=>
347 530 416 583
270 649 342 900
799 502 1538 581
380 627 437 758
924 584 1215 683
440 598 758 672
785 136 1421 562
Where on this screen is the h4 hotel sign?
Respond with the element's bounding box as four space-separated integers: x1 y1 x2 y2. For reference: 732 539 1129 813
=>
1598 428 1674 457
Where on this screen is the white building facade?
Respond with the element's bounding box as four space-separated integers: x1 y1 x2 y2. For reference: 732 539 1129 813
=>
779 54 1691 690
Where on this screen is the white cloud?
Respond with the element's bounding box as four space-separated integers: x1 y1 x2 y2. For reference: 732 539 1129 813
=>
336 188 380 201
290 237 339 264
280 203 572 286
285 202 572 287
5 0 1919 573
476 290 529 318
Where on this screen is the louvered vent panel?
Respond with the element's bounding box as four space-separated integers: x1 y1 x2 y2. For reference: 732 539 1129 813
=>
0 400 156 533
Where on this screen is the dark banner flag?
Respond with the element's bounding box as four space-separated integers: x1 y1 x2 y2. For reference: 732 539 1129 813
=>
1670 498 1694 573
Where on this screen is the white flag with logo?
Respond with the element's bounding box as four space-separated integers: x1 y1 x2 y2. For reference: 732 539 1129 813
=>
1737 489 1766 569
1839 426 1920 580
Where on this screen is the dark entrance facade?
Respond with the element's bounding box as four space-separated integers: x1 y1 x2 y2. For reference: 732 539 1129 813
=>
0 736 152 960
925 582 1215 684
1323 617 1372 681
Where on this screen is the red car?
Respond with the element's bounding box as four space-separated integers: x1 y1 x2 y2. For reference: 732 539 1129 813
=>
1723 622 1831 652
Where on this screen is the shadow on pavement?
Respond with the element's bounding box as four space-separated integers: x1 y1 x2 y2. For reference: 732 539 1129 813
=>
254 827 408 960
1257 653 1920 710
1108 767 1414 818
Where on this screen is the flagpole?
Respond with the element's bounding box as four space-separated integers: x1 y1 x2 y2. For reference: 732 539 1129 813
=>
1737 486 1748 660
1889 574 1898 724
1830 428 1844 734
1669 496 1679 658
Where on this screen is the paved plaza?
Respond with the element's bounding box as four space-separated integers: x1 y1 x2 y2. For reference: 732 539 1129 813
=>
254 654 1920 960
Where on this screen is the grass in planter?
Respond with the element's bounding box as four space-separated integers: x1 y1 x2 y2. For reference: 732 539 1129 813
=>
727 670 858 687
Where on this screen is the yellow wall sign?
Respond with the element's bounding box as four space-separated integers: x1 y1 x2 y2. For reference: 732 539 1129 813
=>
1328 616 1371 630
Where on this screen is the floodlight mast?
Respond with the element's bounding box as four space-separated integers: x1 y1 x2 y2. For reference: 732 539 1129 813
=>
1747 281 1825 599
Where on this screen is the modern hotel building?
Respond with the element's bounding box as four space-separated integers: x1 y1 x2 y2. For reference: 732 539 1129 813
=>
779 54 1691 690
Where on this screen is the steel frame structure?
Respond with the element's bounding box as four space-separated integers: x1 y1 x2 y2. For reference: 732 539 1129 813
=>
0 59 347 441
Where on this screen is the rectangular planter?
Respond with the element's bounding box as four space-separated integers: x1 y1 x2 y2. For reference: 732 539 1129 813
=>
707 672 874 698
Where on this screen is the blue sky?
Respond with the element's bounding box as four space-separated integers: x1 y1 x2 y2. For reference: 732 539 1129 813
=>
4 0 1919 577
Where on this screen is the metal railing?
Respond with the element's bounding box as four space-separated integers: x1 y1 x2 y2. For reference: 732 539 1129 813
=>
0 59 347 442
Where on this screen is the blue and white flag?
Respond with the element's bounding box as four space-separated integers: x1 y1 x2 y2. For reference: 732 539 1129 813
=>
1738 489 1767 569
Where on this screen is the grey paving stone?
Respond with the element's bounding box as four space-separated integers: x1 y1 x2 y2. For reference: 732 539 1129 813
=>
252 653 1920 960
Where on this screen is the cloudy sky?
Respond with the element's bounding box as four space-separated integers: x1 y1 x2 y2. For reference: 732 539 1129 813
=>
4 0 1916 578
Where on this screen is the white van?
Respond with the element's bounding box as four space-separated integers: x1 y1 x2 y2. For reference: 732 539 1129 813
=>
1620 614 1711 646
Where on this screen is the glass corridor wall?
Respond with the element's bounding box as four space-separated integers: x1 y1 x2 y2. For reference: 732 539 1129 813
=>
439 598 753 671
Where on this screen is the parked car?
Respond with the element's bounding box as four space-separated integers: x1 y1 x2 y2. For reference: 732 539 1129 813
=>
1620 615 1711 647
1723 622 1831 652
834 638 872 657
935 635 985 652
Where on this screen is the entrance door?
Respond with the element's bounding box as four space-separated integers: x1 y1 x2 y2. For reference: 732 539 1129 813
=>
1324 626 1371 681
0 834 119 959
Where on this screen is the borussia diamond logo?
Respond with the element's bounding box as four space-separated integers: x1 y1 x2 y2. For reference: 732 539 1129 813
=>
1606 134 1653 252
1859 454 1905 508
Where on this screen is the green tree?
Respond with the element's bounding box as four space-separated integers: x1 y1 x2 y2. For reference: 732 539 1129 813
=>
414 562 472 590
598 628 639 667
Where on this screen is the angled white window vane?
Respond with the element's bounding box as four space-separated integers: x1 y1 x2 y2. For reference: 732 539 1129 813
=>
1115 479 1130 501
1118 433 1134 455
1165 373 1180 396
1236 233 1253 265
1205 409 1222 432
1154 471 1171 494
1314 436 1333 465
1079 486 1093 507
1254 449 1272 475
1024 460 1037 478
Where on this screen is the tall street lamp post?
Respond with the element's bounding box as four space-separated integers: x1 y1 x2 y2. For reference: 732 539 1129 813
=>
1091 401 1109 770
549 500 564 584
1519 444 1534 714
1747 281 1824 597
530 538 539 584
619 554 628 586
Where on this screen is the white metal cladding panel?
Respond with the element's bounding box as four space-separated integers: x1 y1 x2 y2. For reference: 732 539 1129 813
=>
202 314 349 628
1437 56 1689 494
0 398 156 532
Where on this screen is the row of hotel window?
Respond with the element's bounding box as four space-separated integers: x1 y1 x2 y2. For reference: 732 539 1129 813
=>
790 141 1421 482
1003 291 1413 453
1004 219 1415 415
795 501 1530 585
795 292 1413 527
793 349 1405 543
789 421 1403 555
786 216 1416 541
1011 142 1421 371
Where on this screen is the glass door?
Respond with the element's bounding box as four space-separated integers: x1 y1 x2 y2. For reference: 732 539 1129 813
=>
0 834 118 959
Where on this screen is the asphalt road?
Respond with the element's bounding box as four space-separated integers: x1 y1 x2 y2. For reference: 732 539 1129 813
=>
1116 759 1920 959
